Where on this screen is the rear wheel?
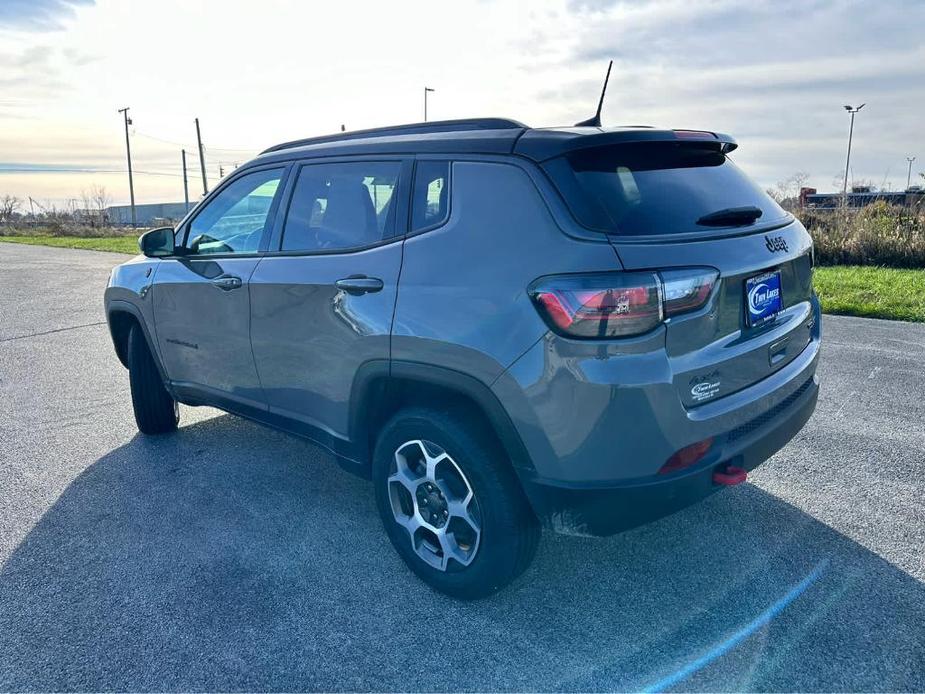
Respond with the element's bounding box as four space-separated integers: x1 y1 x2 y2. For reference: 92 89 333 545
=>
373 407 540 599
127 324 178 435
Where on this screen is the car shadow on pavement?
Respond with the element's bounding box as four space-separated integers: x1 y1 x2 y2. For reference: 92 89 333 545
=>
1 414 923 692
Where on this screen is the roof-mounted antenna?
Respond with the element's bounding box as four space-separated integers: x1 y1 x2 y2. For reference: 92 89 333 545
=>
574 60 613 127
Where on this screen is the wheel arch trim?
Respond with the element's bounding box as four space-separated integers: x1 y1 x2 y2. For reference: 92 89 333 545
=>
106 299 169 383
348 360 536 475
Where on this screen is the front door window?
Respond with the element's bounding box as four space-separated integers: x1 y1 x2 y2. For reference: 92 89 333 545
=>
185 168 284 254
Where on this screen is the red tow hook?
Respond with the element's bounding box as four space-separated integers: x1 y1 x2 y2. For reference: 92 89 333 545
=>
713 465 748 486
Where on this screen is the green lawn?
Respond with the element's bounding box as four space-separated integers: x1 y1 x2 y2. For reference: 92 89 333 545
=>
814 266 925 323
0 234 138 254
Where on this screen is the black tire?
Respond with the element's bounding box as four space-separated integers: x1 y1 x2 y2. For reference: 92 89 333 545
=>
373 407 540 599
127 324 178 435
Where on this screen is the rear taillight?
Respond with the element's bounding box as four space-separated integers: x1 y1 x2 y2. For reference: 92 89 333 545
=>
530 272 662 338
530 267 717 339
660 267 718 317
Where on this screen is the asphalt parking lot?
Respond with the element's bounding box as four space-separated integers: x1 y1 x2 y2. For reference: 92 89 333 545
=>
1 241 923 691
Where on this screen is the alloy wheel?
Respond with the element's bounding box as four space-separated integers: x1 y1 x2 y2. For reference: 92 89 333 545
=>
387 439 482 571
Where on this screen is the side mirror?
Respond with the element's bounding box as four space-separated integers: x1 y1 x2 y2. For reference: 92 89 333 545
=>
139 227 175 257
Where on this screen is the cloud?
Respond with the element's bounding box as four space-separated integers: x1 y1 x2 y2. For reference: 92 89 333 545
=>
0 0 94 32
518 0 925 189
0 46 66 95
0 43 98 121
0 0 921 203
62 46 99 66
565 0 925 71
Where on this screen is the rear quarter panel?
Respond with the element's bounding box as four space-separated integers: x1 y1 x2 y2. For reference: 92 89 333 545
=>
392 159 621 384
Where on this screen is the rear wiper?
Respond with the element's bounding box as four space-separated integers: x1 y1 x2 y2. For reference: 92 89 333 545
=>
696 206 763 227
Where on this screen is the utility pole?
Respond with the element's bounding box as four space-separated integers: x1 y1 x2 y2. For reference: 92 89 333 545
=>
28 196 35 220
907 156 916 189
842 103 865 200
195 117 208 196
424 87 435 122
181 149 190 212
117 107 136 227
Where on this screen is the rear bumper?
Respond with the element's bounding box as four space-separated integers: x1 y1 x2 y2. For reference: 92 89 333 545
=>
493 295 822 536
521 372 818 536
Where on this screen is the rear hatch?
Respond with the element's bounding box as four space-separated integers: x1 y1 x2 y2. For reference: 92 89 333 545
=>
541 139 815 406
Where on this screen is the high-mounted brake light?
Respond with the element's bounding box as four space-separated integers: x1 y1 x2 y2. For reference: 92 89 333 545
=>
673 129 716 140
530 268 717 339
673 129 738 152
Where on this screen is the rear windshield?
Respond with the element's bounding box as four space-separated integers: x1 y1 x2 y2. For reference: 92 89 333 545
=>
543 142 788 236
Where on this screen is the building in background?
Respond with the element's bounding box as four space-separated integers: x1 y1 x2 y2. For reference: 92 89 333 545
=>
106 202 190 226
800 186 924 210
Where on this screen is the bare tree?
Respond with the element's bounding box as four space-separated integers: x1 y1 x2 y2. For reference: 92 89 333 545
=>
79 189 93 225
90 184 111 224
78 185 111 226
0 195 22 224
767 172 810 210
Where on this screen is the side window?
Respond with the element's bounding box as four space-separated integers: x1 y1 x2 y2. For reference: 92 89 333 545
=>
185 168 283 254
281 161 401 252
411 160 450 232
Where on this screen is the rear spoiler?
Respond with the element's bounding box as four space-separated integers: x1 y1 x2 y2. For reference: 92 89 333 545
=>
514 127 738 161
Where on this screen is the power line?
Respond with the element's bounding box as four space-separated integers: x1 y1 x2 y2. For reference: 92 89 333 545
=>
130 131 196 148
131 129 258 153
204 146 259 154
0 166 189 178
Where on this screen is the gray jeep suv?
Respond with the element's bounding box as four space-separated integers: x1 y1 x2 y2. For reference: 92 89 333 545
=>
105 118 821 598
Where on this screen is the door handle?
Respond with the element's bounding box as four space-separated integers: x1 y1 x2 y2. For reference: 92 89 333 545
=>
335 275 384 295
211 275 243 291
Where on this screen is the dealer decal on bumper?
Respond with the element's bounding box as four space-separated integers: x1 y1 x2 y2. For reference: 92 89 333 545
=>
690 370 721 402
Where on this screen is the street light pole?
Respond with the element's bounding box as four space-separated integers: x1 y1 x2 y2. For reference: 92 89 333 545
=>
424 87 435 122
117 107 136 228
907 157 916 189
842 103 865 200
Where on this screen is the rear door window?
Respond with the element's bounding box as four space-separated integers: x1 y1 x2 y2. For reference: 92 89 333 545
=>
411 160 450 231
543 142 788 236
280 161 401 252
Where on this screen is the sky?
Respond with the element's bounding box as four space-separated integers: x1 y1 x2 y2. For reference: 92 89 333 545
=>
0 0 922 208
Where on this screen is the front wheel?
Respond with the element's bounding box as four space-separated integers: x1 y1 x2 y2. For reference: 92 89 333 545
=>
373 407 540 599
127 324 178 435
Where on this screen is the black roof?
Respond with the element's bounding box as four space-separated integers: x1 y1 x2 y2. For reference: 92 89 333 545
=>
261 118 528 153
253 118 737 167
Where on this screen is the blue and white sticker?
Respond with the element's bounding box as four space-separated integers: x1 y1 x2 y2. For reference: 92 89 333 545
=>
691 380 721 402
745 271 783 326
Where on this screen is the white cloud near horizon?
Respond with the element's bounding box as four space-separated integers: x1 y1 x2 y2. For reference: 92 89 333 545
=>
0 0 922 206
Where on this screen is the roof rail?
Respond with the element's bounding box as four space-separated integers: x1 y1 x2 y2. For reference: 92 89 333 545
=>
261 118 528 154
